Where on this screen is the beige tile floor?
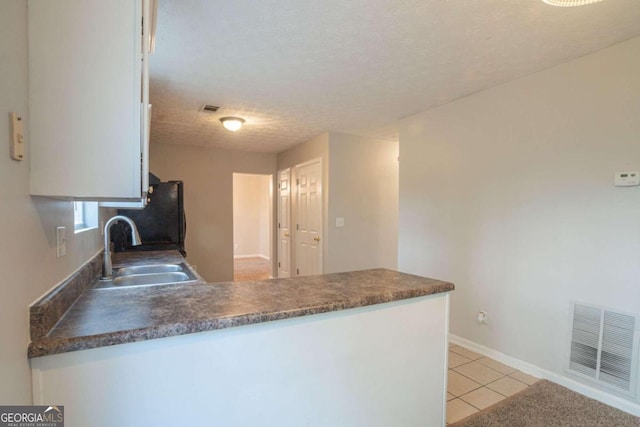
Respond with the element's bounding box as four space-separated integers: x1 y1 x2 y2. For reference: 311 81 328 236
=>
446 343 540 425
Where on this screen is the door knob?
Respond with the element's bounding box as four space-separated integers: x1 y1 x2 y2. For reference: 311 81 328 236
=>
284 232 289 237
314 236 320 242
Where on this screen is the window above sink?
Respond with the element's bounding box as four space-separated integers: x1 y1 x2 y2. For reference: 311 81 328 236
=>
73 202 98 233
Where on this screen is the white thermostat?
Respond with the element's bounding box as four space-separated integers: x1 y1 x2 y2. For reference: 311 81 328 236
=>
614 171 640 187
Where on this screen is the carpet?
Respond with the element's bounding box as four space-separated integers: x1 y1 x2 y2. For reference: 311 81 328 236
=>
234 257 272 281
451 380 640 427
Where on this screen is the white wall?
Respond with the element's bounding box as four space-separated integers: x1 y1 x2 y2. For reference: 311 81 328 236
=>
150 143 276 282
258 176 273 258
399 36 640 406
0 0 107 403
327 133 398 273
233 174 272 259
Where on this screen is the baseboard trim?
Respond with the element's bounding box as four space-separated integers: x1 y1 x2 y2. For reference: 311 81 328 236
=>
449 334 640 417
234 254 270 260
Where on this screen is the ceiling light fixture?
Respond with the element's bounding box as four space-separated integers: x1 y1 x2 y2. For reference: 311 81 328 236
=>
542 0 603 6
220 117 245 132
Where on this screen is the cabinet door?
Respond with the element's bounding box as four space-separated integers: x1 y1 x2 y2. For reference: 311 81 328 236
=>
29 0 144 200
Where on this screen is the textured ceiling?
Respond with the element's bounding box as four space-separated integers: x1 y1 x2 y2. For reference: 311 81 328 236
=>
149 0 640 153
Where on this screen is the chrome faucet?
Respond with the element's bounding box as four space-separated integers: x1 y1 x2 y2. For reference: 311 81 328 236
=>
101 215 142 280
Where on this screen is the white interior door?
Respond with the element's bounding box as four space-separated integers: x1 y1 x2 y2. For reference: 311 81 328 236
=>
296 161 322 276
277 169 291 278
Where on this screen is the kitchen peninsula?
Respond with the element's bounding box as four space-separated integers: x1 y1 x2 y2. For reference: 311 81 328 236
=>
29 251 454 426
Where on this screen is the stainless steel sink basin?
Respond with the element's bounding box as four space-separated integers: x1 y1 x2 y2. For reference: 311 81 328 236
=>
95 263 199 289
116 263 184 276
112 271 194 287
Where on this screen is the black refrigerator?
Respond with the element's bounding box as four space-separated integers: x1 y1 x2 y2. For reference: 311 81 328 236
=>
111 181 187 256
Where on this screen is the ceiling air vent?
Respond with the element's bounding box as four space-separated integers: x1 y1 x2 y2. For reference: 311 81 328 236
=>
202 105 220 112
568 303 639 397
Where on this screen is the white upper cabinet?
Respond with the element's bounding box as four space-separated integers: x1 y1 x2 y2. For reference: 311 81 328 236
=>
28 0 153 201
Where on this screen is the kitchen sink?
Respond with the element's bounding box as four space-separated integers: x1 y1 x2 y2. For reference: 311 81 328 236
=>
95 263 199 289
112 271 194 287
116 263 184 276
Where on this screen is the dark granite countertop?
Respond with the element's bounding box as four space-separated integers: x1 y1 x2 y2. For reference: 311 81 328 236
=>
28 252 454 358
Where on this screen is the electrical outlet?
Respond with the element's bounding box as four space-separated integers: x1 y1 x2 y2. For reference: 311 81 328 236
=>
56 226 67 258
477 311 488 325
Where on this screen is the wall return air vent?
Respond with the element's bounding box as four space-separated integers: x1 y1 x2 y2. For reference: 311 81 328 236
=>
568 303 639 397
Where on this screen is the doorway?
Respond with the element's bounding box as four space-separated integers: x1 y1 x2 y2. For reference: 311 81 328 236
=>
232 173 273 281
277 158 323 278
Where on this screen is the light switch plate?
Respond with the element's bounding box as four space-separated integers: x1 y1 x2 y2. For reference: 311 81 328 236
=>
336 217 345 227
56 226 67 258
9 112 25 161
614 171 640 187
